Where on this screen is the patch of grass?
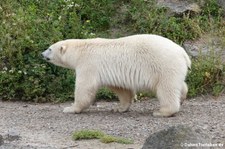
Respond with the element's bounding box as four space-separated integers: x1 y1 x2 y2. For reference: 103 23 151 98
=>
100 135 133 144
72 130 104 140
72 130 133 144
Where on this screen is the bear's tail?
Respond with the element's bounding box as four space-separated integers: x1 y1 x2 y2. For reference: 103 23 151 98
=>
183 50 191 69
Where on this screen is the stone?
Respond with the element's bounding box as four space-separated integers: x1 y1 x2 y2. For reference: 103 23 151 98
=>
5 130 21 141
142 125 211 149
217 0 225 13
157 0 201 16
183 36 225 62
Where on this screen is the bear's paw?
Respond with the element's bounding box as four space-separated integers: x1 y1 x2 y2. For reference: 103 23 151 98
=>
63 106 81 114
153 110 175 117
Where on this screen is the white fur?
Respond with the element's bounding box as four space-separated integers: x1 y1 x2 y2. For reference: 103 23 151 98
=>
42 34 191 117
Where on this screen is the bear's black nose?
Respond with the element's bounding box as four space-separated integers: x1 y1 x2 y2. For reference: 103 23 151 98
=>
41 53 50 61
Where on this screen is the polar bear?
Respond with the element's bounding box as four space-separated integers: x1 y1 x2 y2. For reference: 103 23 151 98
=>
42 34 191 117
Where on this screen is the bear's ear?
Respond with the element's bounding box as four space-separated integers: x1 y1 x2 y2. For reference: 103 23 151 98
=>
60 45 67 55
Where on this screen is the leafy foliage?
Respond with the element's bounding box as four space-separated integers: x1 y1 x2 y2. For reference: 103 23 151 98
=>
0 0 114 101
187 51 225 97
123 0 223 44
0 0 224 101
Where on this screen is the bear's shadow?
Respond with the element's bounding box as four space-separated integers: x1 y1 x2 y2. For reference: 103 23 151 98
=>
81 108 154 118
80 107 184 119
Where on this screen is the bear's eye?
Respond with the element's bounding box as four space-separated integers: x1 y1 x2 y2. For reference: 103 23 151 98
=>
49 48 52 51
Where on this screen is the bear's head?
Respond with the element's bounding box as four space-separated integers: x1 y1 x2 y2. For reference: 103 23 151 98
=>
42 41 68 68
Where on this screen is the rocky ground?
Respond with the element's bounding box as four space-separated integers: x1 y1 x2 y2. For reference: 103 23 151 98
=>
0 95 225 149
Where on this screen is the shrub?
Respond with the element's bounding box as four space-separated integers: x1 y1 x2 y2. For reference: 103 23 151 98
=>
0 0 115 101
125 0 222 44
187 51 225 97
0 0 77 101
96 88 117 100
0 0 224 102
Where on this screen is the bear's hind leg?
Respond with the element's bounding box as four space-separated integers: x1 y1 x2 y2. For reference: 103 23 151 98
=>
180 82 188 105
153 84 181 117
109 87 134 113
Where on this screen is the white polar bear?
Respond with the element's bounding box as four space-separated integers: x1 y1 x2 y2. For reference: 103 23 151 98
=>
42 34 191 117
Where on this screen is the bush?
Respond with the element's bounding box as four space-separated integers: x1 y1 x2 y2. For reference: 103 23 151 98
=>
187 51 225 97
0 0 114 101
0 0 224 102
0 0 75 101
124 0 224 44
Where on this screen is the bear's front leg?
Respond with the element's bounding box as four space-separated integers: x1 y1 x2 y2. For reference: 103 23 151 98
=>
63 74 98 114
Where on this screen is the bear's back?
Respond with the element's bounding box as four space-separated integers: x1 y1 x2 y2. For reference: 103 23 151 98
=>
89 35 188 91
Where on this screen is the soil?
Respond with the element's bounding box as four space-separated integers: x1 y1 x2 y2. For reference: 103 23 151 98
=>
0 95 225 149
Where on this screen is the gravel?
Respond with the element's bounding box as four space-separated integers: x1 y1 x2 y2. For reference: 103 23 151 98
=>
0 95 225 149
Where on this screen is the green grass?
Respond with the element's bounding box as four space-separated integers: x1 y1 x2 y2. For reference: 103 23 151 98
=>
72 130 133 144
72 130 104 140
100 135 133 144
187 50 225 97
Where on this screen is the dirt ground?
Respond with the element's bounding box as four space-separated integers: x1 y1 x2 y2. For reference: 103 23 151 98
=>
0 95 225 149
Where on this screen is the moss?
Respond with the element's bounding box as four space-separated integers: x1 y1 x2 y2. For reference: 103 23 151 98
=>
72 130 104 140
72 130 133 144
100 135 133 144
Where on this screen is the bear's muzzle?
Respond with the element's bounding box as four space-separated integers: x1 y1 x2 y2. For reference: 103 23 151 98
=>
41 50 51 61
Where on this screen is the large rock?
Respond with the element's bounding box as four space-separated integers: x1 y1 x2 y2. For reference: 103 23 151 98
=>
157 0 201 16
217 0 225 13
142 125 211 149
183 35 225 62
